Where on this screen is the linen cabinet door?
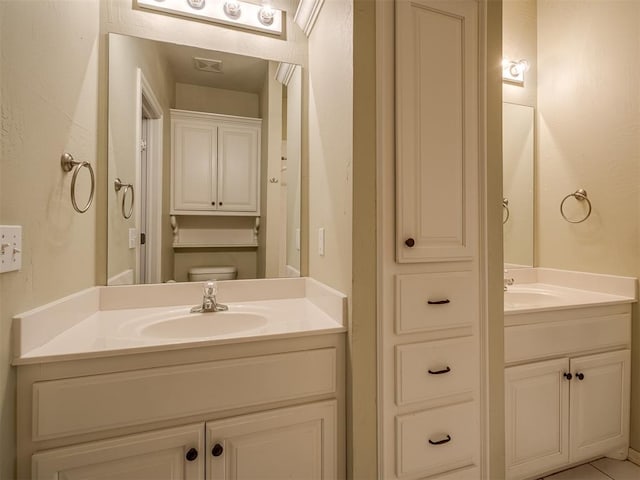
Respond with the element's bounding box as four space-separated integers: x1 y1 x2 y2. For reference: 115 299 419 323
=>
172 120 218 212
206 401 337 480
395 0 478 263
217 124 260 213
505 359 570 480
569 349 631 463
32 424 204 480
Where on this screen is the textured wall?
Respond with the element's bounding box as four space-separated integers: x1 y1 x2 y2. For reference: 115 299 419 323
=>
176 83 260 118
0 2 100 477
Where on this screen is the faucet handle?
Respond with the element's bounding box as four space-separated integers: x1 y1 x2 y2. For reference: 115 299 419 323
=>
204 280 216 296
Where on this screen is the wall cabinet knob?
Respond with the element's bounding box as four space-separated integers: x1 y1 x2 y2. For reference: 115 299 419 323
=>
576 372 585 380
211 201 216 206
185 448 198 462
212 443 224 457
563 372 573 380
405 238 415 247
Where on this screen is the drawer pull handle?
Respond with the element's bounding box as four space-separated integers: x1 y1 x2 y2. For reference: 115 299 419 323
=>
563 372 573 380
427 299 450 305
576 372 585 380
212 443 224 457
405 238 415 247
428 366 451 375
185 448 199 462
428 434 451 446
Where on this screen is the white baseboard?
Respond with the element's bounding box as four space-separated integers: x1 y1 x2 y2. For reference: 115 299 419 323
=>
628 448 640 466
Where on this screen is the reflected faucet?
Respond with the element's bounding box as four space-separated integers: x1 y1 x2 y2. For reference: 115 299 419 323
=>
504 270 515 292
191 281 229 313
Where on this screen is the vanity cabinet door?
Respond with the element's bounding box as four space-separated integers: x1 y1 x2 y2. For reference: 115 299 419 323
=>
206 401 338 480
569 349 630 463
173 119 219 212
505 359 570 480
31 424 204 480
395 0 478 263
217 124 260 213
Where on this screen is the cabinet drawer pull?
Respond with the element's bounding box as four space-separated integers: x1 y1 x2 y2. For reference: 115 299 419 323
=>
427 299 450 305
428 366 451 375
428 434 451 446
563 372 573 380
212 443 224 457
405 238 415 247
185 447 198 461
576 372 585 380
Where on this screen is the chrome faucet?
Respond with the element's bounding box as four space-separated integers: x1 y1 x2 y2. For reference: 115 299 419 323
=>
191 281 229 313
504 270 515 291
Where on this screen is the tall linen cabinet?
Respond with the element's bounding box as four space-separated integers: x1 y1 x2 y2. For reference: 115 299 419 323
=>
378 0 487 478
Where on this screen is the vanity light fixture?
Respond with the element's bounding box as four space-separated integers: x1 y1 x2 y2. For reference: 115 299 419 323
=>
502 58 530 85
136 0 283 35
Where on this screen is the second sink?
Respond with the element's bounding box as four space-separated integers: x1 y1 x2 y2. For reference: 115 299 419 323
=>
140 312 268 339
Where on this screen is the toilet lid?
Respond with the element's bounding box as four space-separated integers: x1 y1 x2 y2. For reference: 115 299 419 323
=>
189 266 237 274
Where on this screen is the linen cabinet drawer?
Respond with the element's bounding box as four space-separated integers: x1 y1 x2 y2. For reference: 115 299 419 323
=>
396 337 476 406
32 348 336 441
396 272 475 334
396 402 478 478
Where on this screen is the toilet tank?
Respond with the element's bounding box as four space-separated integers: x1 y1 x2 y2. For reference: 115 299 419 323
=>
188 266 237 282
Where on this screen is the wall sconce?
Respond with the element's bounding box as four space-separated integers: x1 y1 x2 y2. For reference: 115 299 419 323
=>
503 58 530 85
137 0 283 36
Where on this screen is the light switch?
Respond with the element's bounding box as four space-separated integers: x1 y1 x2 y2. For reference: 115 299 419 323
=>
0 225 22 273
128 228 137 249
318 227 325 256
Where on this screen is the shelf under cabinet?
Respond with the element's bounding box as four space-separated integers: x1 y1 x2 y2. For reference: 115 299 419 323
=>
173 243 258 249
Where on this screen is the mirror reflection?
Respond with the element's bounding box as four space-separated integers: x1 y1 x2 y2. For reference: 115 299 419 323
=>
107 33 301 285
503 102 534 267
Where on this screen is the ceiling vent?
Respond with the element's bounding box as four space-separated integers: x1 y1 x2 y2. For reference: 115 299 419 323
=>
193 57 223 74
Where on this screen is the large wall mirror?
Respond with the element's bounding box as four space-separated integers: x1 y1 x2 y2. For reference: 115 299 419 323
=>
503 102 534 267
107 33 301 284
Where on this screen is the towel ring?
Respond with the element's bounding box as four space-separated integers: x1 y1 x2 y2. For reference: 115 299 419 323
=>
114 178 135 220
503 198 510 225
61 153 95 214
560 188 592 223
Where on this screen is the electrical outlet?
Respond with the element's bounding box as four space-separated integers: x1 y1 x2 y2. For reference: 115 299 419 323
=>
0 225 22 273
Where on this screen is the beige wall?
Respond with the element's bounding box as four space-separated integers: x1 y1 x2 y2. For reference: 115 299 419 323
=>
536 0 640 451
503 0 537 108
175 83 260 117
108 33 176 283
307 0 353 297
286 67 302 274
0 2 100 477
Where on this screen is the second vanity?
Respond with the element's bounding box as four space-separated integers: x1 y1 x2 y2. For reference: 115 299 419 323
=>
13 278 347 480
504 268 637 480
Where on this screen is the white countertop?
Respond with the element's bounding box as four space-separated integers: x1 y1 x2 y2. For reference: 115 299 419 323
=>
13 278 348 365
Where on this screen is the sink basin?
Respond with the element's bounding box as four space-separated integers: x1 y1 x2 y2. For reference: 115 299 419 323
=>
139 312 268 339
504 287 562 308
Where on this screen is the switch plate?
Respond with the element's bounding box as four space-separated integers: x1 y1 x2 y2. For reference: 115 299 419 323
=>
128 228 137 249
318 227 325 256
0 225 22 273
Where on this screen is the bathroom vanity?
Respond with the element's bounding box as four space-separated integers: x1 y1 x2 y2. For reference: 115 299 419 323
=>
503 268 636 480
13 278 346 479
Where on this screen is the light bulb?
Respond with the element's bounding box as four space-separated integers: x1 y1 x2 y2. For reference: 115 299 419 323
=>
224 0 242 19
186 0 205 9
258 5 275 25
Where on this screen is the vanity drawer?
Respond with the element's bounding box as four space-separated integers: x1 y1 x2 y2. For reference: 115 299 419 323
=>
395 272 475 334
396 337 476 406
32 348 336 441
505 313 631 364
396 402 478 478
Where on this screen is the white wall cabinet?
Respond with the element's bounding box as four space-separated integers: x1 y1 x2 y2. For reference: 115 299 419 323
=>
172 110 261 215
505 350 630 480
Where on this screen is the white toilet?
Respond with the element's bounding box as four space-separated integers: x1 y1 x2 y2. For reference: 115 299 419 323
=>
188 266 237 282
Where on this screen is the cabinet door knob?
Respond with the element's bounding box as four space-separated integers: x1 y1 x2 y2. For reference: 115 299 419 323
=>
212 443 224 457
428 434 451 446
576 372 585 380
211 201 216 206
185 447 198 462
219 202 223 206
563 372 573 380
405 238 415 247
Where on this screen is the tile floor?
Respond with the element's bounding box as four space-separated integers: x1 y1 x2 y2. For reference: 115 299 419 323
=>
542 458 640 479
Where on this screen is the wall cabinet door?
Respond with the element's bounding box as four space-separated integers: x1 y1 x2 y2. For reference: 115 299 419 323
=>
569 350 630 463
505 359 570 480
173 121 218 212
217 125 259 212
206 401 337 480
32 424 204 480
395 0 478 263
